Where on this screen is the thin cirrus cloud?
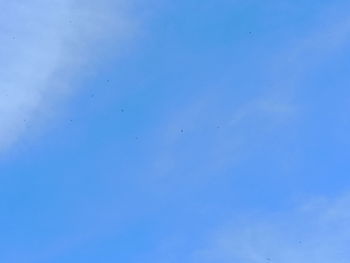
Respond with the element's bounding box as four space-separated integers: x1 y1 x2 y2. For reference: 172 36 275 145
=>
194 193 350 263
152 0 350 179
0 0 133 151
183 5 350 262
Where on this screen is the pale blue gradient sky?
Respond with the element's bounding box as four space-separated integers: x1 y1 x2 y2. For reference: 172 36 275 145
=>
1 1 350 262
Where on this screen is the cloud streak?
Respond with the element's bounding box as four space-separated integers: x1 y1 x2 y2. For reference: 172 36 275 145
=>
194 193 350 263
0 0 133 150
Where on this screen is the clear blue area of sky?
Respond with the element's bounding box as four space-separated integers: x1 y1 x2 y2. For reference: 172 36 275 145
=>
1 0 350 262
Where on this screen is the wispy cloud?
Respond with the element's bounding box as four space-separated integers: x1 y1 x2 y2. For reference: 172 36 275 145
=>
193 193 350 263
152 89 298 179
151 0 350 179
0 0 133 150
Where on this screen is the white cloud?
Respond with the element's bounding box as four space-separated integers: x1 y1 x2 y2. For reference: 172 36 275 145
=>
0 0 133 150
193 193 350 263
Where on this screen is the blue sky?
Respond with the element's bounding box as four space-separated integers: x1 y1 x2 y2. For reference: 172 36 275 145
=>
1 0 350 262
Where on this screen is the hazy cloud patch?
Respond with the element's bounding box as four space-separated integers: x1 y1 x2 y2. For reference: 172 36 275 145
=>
193 193 350 263
0 0 133 150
